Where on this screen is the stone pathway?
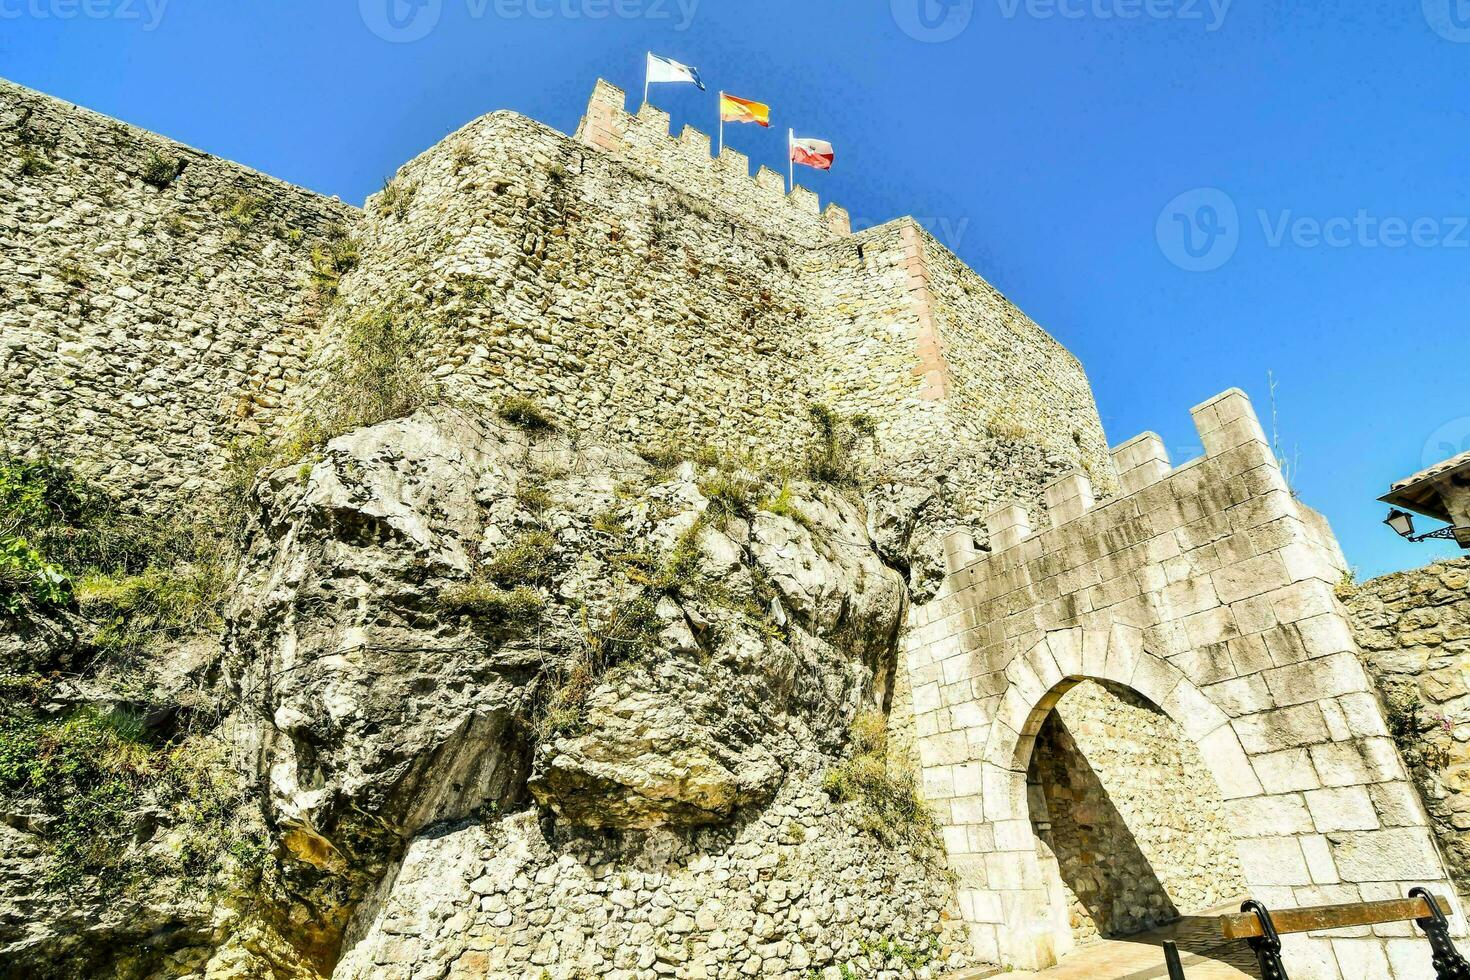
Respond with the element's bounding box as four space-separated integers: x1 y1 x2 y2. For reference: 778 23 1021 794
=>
945 912 1260 980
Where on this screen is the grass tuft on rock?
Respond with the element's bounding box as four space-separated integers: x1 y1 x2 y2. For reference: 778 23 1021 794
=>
823 711 936 845
497 396 557 433
141 149 181 189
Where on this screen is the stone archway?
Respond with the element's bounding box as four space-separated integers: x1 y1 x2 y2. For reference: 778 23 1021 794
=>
1024 678 1249 958
973 626 1267 969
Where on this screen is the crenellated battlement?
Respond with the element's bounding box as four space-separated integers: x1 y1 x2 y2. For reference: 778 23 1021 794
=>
941 388 1302 573
575 79 850 241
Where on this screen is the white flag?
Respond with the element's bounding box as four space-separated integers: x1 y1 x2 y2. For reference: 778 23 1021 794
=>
646 53 705 91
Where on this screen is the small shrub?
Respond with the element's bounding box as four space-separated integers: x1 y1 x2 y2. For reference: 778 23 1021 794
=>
758 482 811 529
0 693 258 892
162 213 191 237
483 531 555 587
141 149 181 189
221 192 264 231
805 404 877 487
78 562 229 660
18 146 54 177
637 444 685 472
699 472 759 527
515 478 553 514
309 230 361 301
498 397 556 433
377 178 418 220
986 408 1029 441
822 710 935 845
592 508 624 536
311 304 432 441
439 581 544 625
0 537 70 614
451 143 476 172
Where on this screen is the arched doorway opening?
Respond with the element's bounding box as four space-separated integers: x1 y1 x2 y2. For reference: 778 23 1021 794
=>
1025 679 1249 955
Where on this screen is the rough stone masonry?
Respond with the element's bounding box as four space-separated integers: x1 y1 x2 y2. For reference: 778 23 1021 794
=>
3 71 1467 980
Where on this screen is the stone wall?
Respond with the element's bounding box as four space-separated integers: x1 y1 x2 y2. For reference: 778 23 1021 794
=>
0 78 357 507
1347 558 1470 893
1029 680 1247 947
4 73 1114 527
317 82 1113 511
904 388 1461 976
333 768 974 980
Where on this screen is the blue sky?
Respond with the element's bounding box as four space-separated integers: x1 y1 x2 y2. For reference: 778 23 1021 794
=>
5 0 1467 577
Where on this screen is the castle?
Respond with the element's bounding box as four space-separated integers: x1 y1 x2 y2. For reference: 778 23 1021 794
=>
4 76 1468 978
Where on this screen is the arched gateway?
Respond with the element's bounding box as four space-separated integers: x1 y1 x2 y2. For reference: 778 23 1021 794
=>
904 389 1461 975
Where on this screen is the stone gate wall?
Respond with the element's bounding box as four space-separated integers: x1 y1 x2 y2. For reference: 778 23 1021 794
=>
905 387 1460 977
0 78 358 507
1347 558 1470 893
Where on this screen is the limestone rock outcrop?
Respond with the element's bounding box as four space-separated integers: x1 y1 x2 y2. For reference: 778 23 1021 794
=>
207 407 962 975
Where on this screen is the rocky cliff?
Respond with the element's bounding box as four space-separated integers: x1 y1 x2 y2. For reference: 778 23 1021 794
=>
1 405 987 978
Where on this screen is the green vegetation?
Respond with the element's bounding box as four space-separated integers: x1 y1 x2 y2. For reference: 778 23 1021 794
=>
859 934 940 970
440 531 556 629
497 396 557 433
758 481 812 530
18 145 54 177
0 457 255 893
301 303 432 446
141 149 181 189
0 536 68 614
823 711 936 845
0 690 263 892
309 226 362 301
221 192 265 231
805 403 877 487
377 178 418 220
78 562 228 660
698 471 760 527
439 581 544 625
483 531 555 586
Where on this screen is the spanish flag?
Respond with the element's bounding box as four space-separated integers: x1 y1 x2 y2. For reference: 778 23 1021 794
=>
720 93 771 127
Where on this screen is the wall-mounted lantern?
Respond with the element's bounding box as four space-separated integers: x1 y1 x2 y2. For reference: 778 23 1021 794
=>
1380 451 1470 550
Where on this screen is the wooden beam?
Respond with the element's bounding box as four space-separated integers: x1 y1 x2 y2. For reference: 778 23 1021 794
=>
1219 896 1447 940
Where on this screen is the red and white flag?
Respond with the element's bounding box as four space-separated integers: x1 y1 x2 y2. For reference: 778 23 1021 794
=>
789 132 834 171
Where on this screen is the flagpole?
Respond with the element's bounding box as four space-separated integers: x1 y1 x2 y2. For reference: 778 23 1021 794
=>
717 92 723 157
643 52 650 107
788 129 794 194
